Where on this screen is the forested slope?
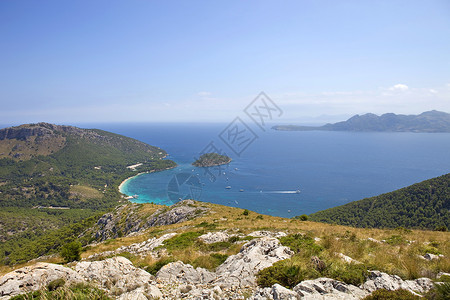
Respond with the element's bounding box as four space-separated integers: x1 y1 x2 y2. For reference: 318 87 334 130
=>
310 174 450 230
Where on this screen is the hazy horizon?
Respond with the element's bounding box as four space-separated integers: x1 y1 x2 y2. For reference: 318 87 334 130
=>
1 1 449 124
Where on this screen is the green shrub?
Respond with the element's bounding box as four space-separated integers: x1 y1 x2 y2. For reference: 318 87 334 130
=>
256 215 264 220
10 283 111 300
243 209 249 216
326 262 368 286
60 240 82 262
228 236 240 243
257 260 321 288
192 253 228 270
202 241 232 252
47 278 65 291
437 275 450 283
195 221 217 230
384 235 407 246
295 214 308 221
161 232 202 251
257 254 368 289
424 282 450 300
280 234 323 255
434 225 447 232
362 289 420 299
145 257 175 275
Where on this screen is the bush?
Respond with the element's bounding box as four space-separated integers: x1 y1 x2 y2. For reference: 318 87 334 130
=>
434 225 447 232
362 289 420 299
425 282 450 300
384 235 407 246
295 214 309 221
243 209 249 216
192 253 228 270
47 278 66 291
161 232 202 251
228 236 240 243
60 241 82 262
145 257 175 275
279 234 323 255
257 261 312 288
10 283 111 300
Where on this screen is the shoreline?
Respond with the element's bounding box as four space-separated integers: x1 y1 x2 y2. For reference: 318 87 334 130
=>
118 166 175 196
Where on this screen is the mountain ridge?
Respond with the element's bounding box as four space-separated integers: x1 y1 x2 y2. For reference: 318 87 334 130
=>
273 110 450 132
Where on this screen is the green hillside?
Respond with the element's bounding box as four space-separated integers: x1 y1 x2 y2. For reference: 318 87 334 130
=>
309 174 450 230
0 123 176 264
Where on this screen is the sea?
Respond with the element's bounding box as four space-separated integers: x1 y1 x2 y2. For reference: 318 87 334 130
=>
74 122 450 218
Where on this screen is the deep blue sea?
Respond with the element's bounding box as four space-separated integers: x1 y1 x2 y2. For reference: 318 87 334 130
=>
86 123 450 218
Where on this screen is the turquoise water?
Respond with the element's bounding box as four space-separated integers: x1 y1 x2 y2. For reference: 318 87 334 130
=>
93 123 450 218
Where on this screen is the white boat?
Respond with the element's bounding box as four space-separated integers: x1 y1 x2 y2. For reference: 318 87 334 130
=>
225 186 231 189
239 189 244 192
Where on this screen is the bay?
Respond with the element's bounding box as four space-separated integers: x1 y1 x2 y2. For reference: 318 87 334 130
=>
87 123 450 218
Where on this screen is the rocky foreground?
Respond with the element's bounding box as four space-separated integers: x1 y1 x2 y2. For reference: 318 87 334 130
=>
0 230 444 299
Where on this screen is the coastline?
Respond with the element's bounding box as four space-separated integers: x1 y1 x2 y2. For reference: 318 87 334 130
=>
118 166 175 195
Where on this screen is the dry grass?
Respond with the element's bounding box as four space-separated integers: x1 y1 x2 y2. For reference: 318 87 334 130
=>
3 200 449 281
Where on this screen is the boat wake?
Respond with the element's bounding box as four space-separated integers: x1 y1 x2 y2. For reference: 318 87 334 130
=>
262 190 300 194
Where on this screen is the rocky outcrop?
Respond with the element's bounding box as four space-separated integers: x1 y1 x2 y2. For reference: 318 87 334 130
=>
156 261 215 285
248 231 287 238
214 237 294 288
0 263 83 299
293 278 368 299
251 271 435 299
75 256 156 294
362 270 433 294
93 200 209 241
87 232 178 260
198 231 232 244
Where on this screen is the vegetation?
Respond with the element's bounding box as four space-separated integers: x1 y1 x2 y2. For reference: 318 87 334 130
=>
192 152 231 167
60 241 82 262
362 289 421 299
257 233 368 288
10 282 111 300
310 173 450 230
0 123 176 266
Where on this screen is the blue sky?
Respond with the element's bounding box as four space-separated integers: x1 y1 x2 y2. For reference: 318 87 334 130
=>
1 0 449 124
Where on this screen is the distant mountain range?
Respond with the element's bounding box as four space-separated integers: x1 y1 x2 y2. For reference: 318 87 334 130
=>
273 110 450 132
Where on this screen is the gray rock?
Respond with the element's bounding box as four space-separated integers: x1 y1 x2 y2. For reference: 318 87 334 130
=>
272 284 300 299
115 233 178 256
293 278 368 300
214 237 293 288
335 252 362 264
199 231 230 244
156 261 215 284
437 272 450 279
0 263 83 299
423 253 441 261
117 286 163 300
75 256 153 293
248 231 287 238
362 270 434 294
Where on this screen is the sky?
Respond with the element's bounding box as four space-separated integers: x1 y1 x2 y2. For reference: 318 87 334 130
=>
1 0 450 125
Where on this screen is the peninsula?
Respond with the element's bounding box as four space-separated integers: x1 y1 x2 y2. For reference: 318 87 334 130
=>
273 110 450 133
193 152 232 167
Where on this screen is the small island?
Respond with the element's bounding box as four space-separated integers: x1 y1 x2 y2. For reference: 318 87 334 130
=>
193 152 232 167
